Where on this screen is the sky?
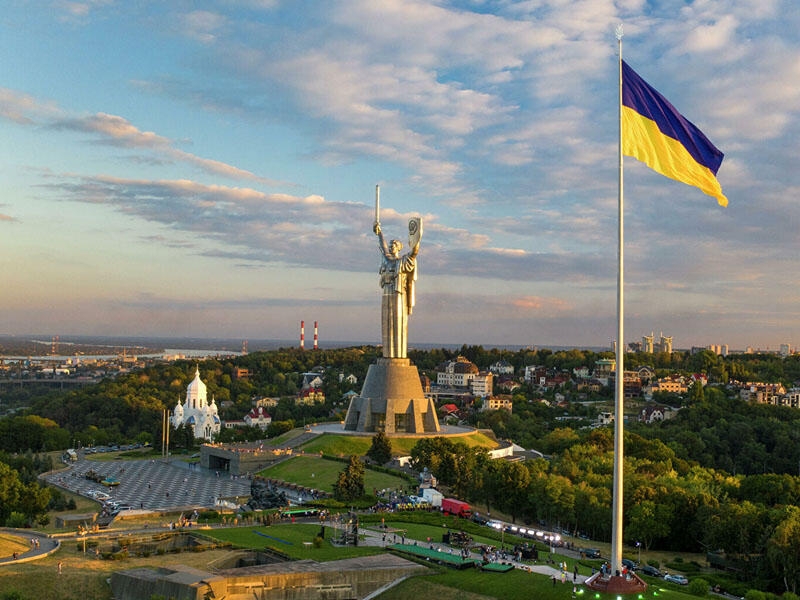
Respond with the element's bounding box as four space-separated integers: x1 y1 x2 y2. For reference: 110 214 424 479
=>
1 0 799 352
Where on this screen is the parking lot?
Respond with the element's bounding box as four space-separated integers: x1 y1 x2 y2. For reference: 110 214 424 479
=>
43 454 252 512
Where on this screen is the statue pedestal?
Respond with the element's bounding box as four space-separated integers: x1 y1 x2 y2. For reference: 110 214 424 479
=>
344 358 440 434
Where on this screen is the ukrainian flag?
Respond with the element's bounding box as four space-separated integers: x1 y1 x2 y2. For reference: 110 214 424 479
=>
621 60 727 207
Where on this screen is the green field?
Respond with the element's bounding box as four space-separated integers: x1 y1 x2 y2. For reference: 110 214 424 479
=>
258 454 412 493
378 567 697 600
298 434 374 456
295 431 500 457
199 523 382 561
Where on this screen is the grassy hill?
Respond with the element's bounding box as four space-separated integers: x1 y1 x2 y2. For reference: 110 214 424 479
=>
295 430 500 457
258 454 413 493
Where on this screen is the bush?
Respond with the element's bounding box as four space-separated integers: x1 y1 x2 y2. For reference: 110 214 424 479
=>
745 590 766 600
197 510 220 522
313 535 323 548
5 512 27 528
688 578 709 596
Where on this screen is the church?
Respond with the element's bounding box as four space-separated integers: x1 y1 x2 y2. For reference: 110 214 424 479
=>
171 366 221 440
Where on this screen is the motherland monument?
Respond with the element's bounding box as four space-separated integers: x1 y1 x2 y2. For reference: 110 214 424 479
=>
344 186 440 434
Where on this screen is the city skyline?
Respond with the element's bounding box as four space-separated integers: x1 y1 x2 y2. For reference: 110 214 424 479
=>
1 1 799 350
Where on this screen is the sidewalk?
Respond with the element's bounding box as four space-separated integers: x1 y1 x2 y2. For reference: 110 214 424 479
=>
0 529 60 566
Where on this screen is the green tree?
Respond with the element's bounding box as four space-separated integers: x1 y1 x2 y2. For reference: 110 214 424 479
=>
409 437 454 475
0 462 50 526
626 499 672 551
266 420 295 438
688 380 705 404
366 430 392 465
493 461 531 523
700 500 773 558
334 455 365 501
767 505 800 594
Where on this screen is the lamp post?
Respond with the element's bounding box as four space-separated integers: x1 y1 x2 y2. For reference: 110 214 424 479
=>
636 541 641 564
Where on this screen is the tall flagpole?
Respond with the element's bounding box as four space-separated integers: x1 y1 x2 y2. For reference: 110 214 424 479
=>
611 23 625 577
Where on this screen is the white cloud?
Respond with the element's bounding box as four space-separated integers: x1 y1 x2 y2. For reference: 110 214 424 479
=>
684 14 739 52
47 111 282 184
177 10 227 43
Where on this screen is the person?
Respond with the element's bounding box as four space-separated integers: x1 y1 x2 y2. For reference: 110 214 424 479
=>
374 218 421 359
58 561 63 575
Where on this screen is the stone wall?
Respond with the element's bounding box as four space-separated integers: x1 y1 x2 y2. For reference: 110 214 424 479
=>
111 554 427 600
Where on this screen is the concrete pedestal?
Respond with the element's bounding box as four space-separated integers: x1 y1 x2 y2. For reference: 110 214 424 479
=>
584 572 648 594
344 358 440 434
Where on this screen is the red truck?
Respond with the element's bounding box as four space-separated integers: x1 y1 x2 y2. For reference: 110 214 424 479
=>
441 497 472 518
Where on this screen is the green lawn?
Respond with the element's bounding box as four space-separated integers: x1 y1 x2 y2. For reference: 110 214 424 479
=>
199 523 697 600
199 523 382 561
378 566 699 600
295 431 500 457
299 434 374 456
258 454 412 494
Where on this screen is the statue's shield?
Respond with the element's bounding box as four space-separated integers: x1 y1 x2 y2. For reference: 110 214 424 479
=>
408 217 422 248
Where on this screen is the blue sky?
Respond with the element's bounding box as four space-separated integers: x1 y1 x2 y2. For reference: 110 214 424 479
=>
1 0 798 351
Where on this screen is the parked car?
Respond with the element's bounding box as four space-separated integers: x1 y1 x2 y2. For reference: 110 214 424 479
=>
639 565 663 577
621 558 637 570
581 548 602 559
664 574 688 585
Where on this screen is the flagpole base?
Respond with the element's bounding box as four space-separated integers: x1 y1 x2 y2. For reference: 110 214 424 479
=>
584 572 648 594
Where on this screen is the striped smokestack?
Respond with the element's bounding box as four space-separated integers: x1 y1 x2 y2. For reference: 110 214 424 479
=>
300 320 305 350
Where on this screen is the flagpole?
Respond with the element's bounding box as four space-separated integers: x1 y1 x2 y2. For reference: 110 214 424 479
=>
611 23 625 578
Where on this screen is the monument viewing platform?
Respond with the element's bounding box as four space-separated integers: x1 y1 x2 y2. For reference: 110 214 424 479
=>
344 357 439 434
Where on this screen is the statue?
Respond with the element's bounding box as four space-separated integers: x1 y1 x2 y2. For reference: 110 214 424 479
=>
373 185 421 359
343 185 438 433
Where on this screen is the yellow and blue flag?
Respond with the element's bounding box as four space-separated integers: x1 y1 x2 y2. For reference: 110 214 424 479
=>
622 60 727 207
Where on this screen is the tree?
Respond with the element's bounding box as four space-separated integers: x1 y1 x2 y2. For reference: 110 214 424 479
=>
266 420 295 438
409 437 454 475
626 499 672 551
0 462 50 526
768 506 800 593
333 455 365 501
688 380 705 404
493 461 531 523
366 431 392 465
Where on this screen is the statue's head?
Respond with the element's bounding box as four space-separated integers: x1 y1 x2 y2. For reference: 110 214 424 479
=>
389 239 402 256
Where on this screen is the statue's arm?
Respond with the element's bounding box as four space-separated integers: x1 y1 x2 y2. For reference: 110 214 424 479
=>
408 238 420 259
407 217 422 259
374 222 390 256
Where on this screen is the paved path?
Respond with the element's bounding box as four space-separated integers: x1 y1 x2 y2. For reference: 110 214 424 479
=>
41 456 252 512
0 528 59 566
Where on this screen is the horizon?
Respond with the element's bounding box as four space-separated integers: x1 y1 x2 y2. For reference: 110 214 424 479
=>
0 333 783 357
